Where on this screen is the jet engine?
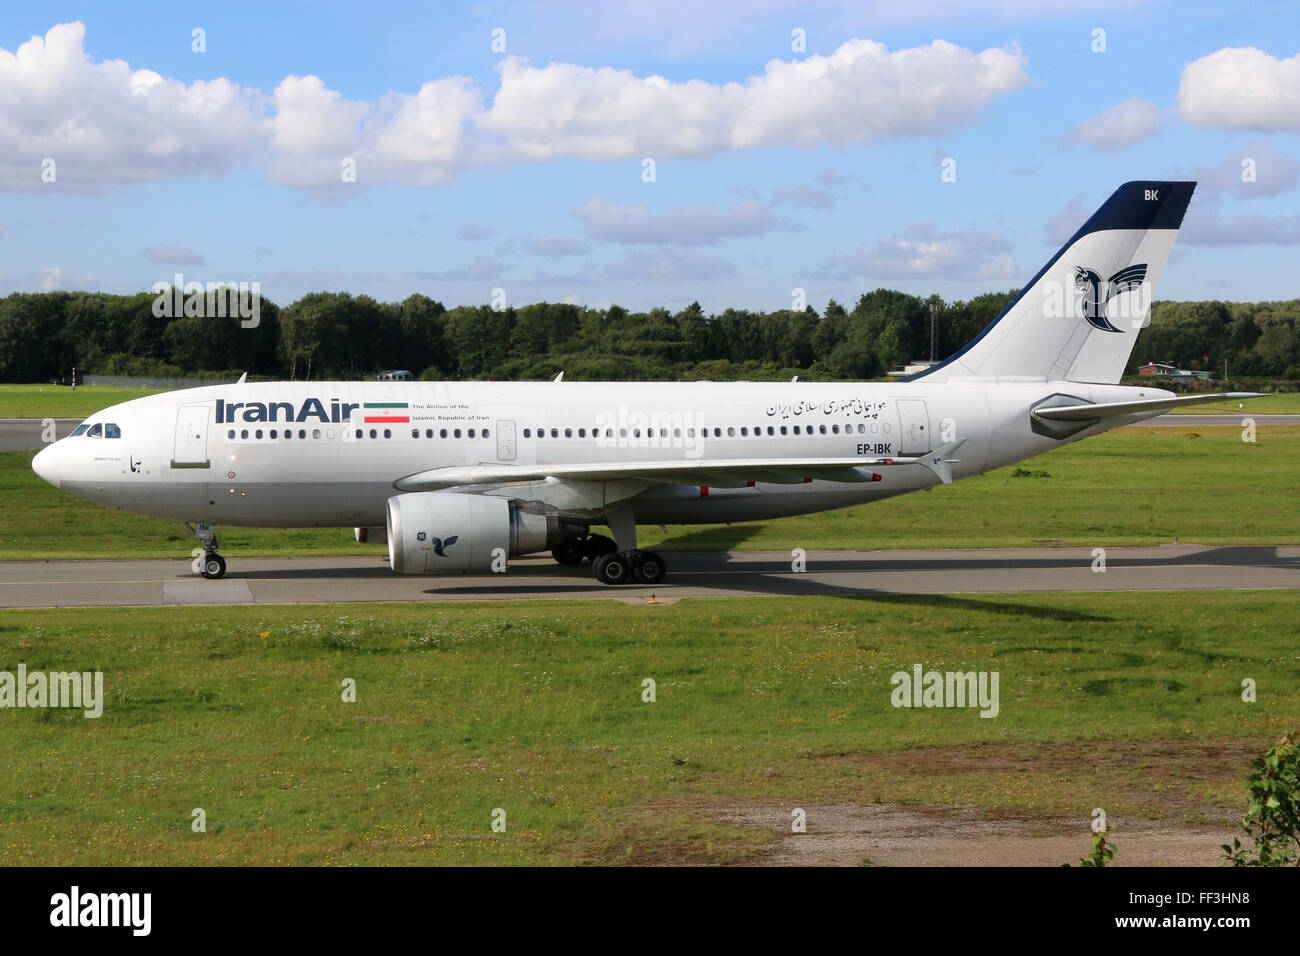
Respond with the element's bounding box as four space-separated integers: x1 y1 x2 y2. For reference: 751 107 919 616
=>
386 492 568 574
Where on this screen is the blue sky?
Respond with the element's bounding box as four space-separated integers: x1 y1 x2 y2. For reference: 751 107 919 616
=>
2 1 1298 313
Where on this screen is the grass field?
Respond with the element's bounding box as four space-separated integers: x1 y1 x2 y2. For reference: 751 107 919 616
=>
0 591 1294 865
0 384 166 419
2 424 1296 559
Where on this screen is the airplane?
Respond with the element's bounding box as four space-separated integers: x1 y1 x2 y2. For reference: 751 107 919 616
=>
31 180 1262 586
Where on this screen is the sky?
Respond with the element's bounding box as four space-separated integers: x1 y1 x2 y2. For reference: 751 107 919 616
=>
1 0 1299 314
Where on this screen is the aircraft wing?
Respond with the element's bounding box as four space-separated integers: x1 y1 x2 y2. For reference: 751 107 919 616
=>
394 440 968 491
1032 392 1264 422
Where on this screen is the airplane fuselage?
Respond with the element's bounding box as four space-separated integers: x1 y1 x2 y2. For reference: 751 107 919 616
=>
33 378 1169 529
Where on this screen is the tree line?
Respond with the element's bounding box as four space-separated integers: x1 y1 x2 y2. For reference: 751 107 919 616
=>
2 286 1298 384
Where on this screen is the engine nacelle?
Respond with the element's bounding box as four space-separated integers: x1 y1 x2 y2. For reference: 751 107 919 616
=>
385 492 566 574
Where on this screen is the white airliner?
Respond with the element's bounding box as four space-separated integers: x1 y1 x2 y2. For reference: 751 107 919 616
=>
32 181 1259 585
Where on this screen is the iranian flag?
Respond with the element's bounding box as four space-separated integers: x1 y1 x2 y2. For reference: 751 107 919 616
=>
363 402 410 423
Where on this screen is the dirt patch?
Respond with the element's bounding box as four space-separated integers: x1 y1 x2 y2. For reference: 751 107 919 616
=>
715 802 1234 866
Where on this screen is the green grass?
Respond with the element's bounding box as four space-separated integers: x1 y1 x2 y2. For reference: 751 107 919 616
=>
0 592 1294 865
0 384 167 419
4 424 1295 559
1165 393 1300 414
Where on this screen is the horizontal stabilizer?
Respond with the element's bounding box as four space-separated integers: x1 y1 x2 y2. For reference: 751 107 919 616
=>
1032 392 1264 422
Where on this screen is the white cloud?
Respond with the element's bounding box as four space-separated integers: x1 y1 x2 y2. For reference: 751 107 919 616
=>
1047 194 1089 245
771 185 835 210
143 244 206 265
605 248 736 282
820 222 1016 281
0 24 1031 191
527 236 589 258
1179 206 1300 246
816 169 851 187
574 195 775 244
420 256 506 281
1183 141 1300 199
1066 97 1161 150
479 39 1027 161
0 22 263 191
1178 46 1300 131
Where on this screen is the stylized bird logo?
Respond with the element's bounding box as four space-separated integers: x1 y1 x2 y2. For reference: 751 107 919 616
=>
431 535 458 557
1074 264 1147 332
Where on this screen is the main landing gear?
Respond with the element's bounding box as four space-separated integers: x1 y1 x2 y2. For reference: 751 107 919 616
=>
593 549 666 586
190 522 227 579
551 528 667 585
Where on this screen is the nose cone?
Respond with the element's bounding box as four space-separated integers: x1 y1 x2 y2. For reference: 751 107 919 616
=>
32 444 61 489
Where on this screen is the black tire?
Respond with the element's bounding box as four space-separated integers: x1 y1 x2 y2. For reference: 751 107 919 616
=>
201 553 226 580
593 551 629 585
584 534 617 562
633 551 666 585
552 540 587 566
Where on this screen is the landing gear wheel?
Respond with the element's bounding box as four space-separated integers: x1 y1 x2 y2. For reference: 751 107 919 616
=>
552 540 587 566
633 551 666 585
593 551 630 585
584 534 616 562
200 553 227 580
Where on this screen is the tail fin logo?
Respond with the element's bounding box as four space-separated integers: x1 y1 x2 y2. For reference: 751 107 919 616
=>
1074 264 1147 332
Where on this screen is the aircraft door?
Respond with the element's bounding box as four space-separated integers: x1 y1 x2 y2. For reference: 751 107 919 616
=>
496 420 517 461
896 399 930 456
172 403 211 468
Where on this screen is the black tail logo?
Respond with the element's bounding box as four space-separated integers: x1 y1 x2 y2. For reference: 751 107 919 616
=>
1074 264 1147 332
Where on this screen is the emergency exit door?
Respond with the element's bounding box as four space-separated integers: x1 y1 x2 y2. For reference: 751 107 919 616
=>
496 420 517 461
895 399 930 456
172 403 210 468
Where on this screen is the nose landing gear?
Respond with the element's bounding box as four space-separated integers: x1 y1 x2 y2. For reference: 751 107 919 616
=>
188 522 227 579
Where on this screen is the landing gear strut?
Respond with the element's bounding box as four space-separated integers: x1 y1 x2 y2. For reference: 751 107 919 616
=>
190 522 226 579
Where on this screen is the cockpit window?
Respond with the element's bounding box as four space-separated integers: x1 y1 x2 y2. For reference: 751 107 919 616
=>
86 423 102 438
105 423 121 438
70 423 89 437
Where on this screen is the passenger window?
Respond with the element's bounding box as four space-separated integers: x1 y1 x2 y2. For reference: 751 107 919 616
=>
105 423 121 438
87 423 102 438
523 428 531 438
468 428 476 438
578 428 586 438
832 424 840 434
227 429 236 439
440 429 447 439
383 429 391 439
369 429 377 439
240 429 249 439
255 429 264 439
550 428 558 438
71 423 89 436
412 429 419 439
564 428 571 438
270 429 278 439
426 429 433 438
482 428 489 438
355 429 363 439
313 429 322 439
453 429 461 439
